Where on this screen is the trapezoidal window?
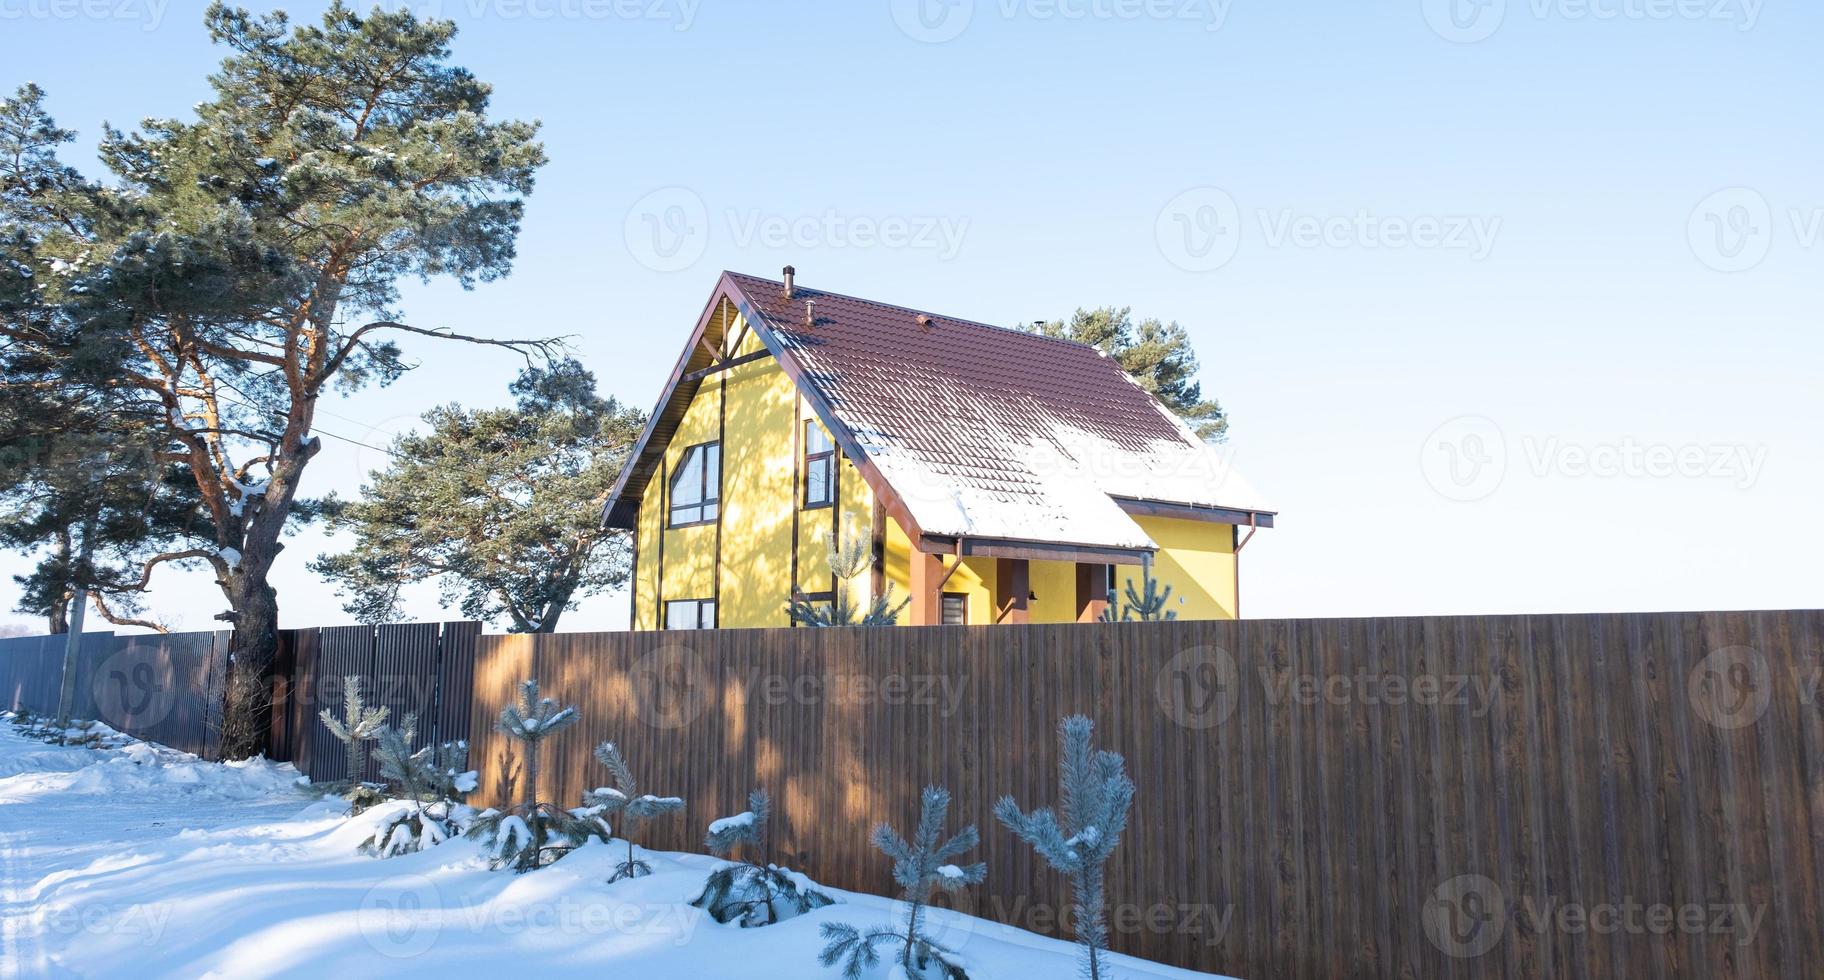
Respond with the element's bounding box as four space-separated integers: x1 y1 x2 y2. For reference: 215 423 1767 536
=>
669 441 721 527
803 420 835 509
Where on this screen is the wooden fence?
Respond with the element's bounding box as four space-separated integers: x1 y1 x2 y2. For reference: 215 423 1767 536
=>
0 629 228 758
462 611 1824 979
2 609 1821 978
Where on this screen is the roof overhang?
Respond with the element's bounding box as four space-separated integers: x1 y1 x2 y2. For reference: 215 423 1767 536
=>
1112 496 1277 529
918 533 1154 566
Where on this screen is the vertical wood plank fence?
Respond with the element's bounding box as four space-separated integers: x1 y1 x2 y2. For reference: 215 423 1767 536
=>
2 609 1820 978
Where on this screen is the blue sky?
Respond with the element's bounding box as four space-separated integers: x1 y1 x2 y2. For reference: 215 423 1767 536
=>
2 0 1818 634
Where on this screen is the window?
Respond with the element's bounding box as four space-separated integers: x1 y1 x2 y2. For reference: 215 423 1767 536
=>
793 591 834 626
665 599 717 630
803 421 835 508
942 593 969 626
669 442 721 527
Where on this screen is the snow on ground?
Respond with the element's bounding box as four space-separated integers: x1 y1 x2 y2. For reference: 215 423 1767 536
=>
0 721 1233 979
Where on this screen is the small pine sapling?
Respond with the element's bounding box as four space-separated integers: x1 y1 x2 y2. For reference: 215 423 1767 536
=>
361 715 479 857
318 674 390 809
1100 564 1179 622
691 788 834 927
586 740 684 882
819 786 987 980
788 528 909 627
465 679 610 871
994 715 1136 980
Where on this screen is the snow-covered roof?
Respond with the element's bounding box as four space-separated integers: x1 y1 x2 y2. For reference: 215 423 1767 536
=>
603 272 1275 558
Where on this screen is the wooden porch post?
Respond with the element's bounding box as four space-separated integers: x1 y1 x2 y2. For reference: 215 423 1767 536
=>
996 558 1030 624
1076 562 1110 623
909 548 944 626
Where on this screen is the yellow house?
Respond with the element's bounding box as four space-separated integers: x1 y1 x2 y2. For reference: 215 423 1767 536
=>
602 268 1276 630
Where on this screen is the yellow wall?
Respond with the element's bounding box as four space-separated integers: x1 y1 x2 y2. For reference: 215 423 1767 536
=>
632 307 1244 628
1117 516 1240 621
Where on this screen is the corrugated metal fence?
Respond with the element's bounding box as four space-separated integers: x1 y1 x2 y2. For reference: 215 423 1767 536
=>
2 610 1820 978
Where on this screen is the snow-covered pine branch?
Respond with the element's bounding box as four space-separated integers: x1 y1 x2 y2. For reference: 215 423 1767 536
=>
465 679 606 871
316 674 388 806
587 740 684 882
993 715 1136 980
820 786 985 979
691 787 834 928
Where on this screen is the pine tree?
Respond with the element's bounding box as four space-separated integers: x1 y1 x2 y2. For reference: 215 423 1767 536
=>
788 526 908 627
361 715 477 857
1026 307 1228 441
994 716 1136 980
819 786 987 979
691 788 834 927
0 6 560 760
1101 564 1179 622
586 740 684 882
310 360 645 633
465 679 609 871
318 674 389 802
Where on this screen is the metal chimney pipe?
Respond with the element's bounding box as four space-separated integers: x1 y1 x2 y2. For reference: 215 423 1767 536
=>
782 265 796 298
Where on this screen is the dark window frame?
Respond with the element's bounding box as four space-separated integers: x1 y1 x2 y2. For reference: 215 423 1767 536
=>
668 440 722 528
792 590 836 627
802 420 836 510
941 591 970 627
664 598 717 630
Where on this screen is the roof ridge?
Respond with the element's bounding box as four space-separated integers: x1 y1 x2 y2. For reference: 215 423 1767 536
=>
724 271 1106 356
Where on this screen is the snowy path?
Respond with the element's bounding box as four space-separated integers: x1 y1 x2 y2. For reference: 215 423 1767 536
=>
0 724 1232 979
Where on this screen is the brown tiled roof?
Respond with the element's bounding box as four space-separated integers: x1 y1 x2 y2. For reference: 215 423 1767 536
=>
603 271 1272 554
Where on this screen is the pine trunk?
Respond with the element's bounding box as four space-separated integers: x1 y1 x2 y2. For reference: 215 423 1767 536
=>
218 575 280 760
